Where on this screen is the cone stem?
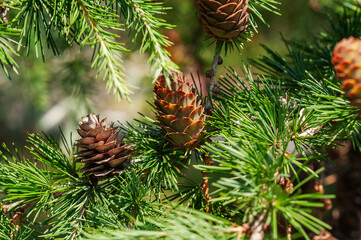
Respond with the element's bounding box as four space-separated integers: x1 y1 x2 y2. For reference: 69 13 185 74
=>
209 41 222 99
209 52 220 95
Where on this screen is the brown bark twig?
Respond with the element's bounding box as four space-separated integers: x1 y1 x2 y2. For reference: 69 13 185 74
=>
312 230 338 240
2 191 67 228
209 52 220 97
128 204 138 229
201 155 214 213
70 203 87 240
2 191 66 240
205 41 222 112
287 223 292 240
2 191 66 214
200 43 222 213
225 224 250 240
250 213 266 240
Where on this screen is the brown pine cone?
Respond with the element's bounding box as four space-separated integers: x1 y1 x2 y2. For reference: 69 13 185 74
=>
74 113 133 179
198 0 250 40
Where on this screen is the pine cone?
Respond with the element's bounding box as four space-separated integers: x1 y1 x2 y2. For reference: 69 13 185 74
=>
154 72 205 149
74 113 133 178
332 37 361 108
198 0 250 40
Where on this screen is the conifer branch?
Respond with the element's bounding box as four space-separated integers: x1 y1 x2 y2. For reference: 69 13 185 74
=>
0 2 20 77
119 0 178 82
2 191 66 214
76 0 130 100
0 25 19 77
1 1 360 239
10 0 132 99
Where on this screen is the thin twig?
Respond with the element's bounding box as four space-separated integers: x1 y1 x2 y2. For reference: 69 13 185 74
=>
70 204 87 240
225 224 250 240
128 204 138 229
287 223 292 240
209 51 220 97
0 1 11 24
204 38 222 105
292 108 322 139
2 191 66 214
2 191 67 239
201 42 222 212
2 200 26 214
201 155 214 213
312 230 338 240
250 213 265 240
205 41 222 112
9 211 23 240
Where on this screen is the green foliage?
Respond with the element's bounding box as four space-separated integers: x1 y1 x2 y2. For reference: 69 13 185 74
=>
217 0 281 54
120 116 189 192
0 132 82 238
1 1 361 240
0 0 285 99
85 209 237 240
201 67 339 238
118 0 178 83
198 140 332 239
167 179 241 220
109 170 160 225
0 0 180 100
249 7 361 91
0 131 164 239
27 131 77 176
247 0 281 36
0 211 33 240
0 24 19 77
15 0 130 99
317 0 360 12
249 8 361 150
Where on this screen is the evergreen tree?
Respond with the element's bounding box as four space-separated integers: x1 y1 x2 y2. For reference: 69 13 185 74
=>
0 0 361 239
